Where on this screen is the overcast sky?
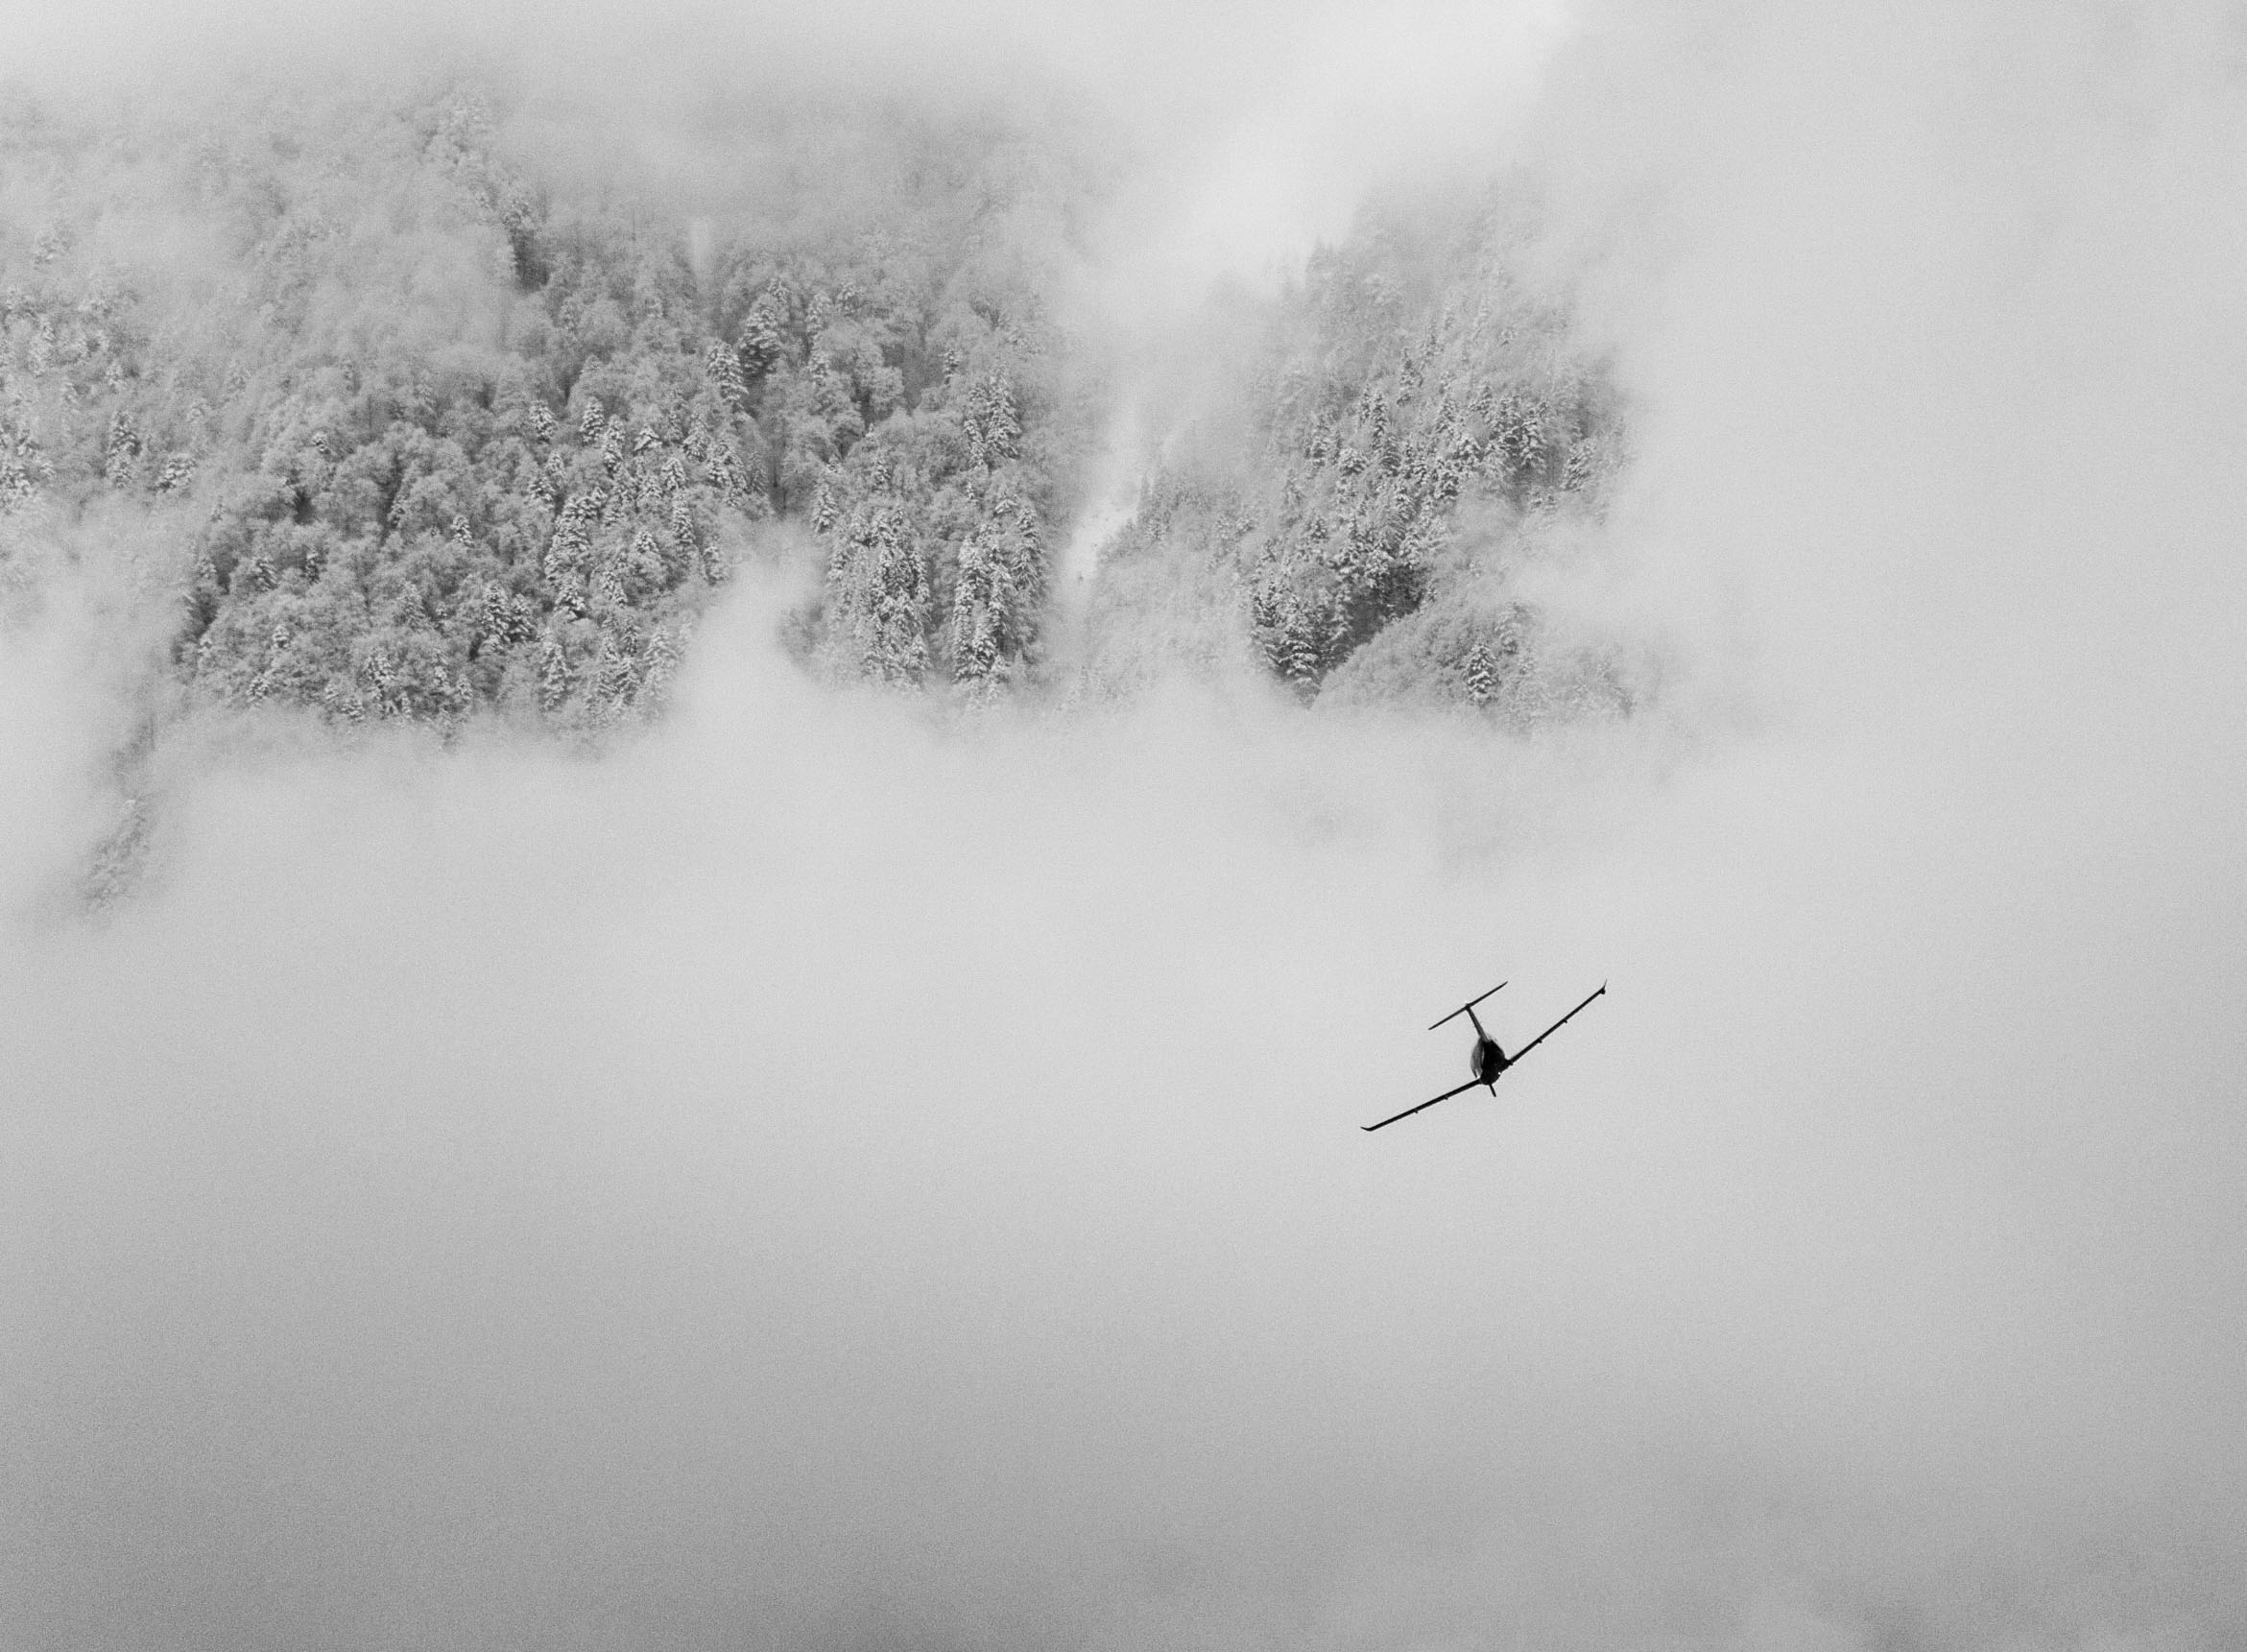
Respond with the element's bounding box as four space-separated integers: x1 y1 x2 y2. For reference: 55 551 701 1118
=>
5 2 2246 1648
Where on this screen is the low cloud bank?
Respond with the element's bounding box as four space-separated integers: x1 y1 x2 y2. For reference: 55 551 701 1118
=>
7 1 2247 1648
9 599 2237 1652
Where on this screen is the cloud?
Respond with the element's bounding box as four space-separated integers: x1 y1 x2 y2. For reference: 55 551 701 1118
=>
7 0 1570 314
7 1 2247 1648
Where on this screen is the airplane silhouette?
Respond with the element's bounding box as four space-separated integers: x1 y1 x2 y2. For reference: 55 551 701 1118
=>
1362 979 1606 1132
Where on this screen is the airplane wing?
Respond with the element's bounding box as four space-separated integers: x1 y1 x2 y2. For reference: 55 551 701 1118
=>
1502 982 1607 1069
1361 1077 1484 1132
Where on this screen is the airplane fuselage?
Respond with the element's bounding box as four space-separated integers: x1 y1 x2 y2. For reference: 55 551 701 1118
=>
1471 1037 1510 1085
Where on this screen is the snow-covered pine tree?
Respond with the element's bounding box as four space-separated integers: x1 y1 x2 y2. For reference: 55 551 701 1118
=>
949 494 1045 691
705 340 751 415
1464 641 1496 708
737 293 785 380
964 372 1020 469
538 632 572 712
841 505 929 685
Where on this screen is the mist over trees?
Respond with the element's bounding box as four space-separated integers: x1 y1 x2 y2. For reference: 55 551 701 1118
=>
0 79 1634 748
1085 198 1634 719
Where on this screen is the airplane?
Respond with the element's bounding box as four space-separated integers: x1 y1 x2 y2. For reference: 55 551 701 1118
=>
1361 979 1607 1131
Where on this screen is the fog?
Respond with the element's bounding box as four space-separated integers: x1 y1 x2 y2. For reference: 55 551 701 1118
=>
7 1 2247 1648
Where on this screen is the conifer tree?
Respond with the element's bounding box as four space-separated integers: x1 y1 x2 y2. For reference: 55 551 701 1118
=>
964 372 1021 469
705 340 751 415
639 626 678 706
867 528 930 685
538 633 572 712
948 495 1043 690
737 297 785 380
1464 641 1496 708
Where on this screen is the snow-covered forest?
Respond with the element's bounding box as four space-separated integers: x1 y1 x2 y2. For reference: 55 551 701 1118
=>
0 83 1634 750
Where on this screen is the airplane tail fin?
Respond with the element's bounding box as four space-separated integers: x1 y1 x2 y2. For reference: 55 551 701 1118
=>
1429 981 1506 1032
